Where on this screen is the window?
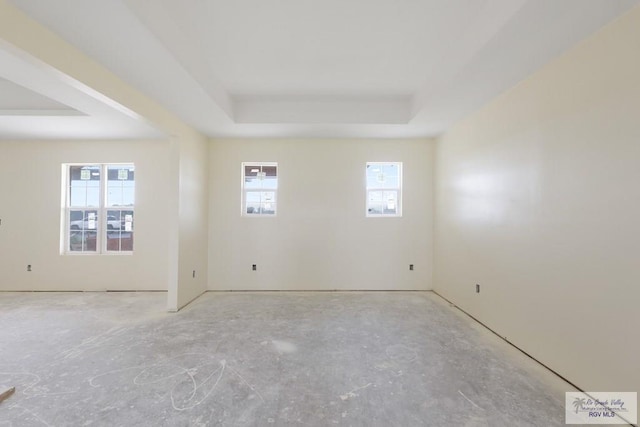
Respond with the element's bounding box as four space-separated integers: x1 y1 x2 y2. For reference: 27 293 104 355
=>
242 162 277 216
64 164 135 254
366 162 402 217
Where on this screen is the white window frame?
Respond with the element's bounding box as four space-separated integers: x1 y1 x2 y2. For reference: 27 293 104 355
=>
241 162 278 216
366 162 402 217
63 163 135 255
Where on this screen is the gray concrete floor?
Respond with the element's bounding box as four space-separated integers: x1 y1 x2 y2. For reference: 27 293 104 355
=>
0 291 578 426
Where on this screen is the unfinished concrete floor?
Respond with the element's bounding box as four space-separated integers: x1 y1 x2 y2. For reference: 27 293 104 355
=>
0 291 576 426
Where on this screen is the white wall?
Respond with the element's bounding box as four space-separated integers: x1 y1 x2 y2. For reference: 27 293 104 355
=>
174 134 209 309
434 6 640 394
209 138 434 290
0 139 173 291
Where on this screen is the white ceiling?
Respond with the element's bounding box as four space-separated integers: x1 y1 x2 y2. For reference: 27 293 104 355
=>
2 0 639 139
0 77 75 111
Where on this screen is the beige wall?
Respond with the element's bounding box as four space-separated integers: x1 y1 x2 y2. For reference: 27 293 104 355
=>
209 138 434 290
434 6 640 394
0 139 172 291
174 134 209 309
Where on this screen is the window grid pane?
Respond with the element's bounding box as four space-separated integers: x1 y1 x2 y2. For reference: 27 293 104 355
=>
106 210 134 252
68 208 98 252
107 166 135 207
69 165 101 207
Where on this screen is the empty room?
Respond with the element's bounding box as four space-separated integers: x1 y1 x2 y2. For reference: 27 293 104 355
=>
0 0 638 425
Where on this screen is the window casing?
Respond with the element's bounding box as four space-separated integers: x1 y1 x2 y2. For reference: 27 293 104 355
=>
366 162 402 217
64 164 135 254
242 162 277 216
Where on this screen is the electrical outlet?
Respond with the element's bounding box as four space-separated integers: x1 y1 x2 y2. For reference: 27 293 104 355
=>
252 264 257 271
27 265 32 272
476 284 480 293
409 264 414 271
